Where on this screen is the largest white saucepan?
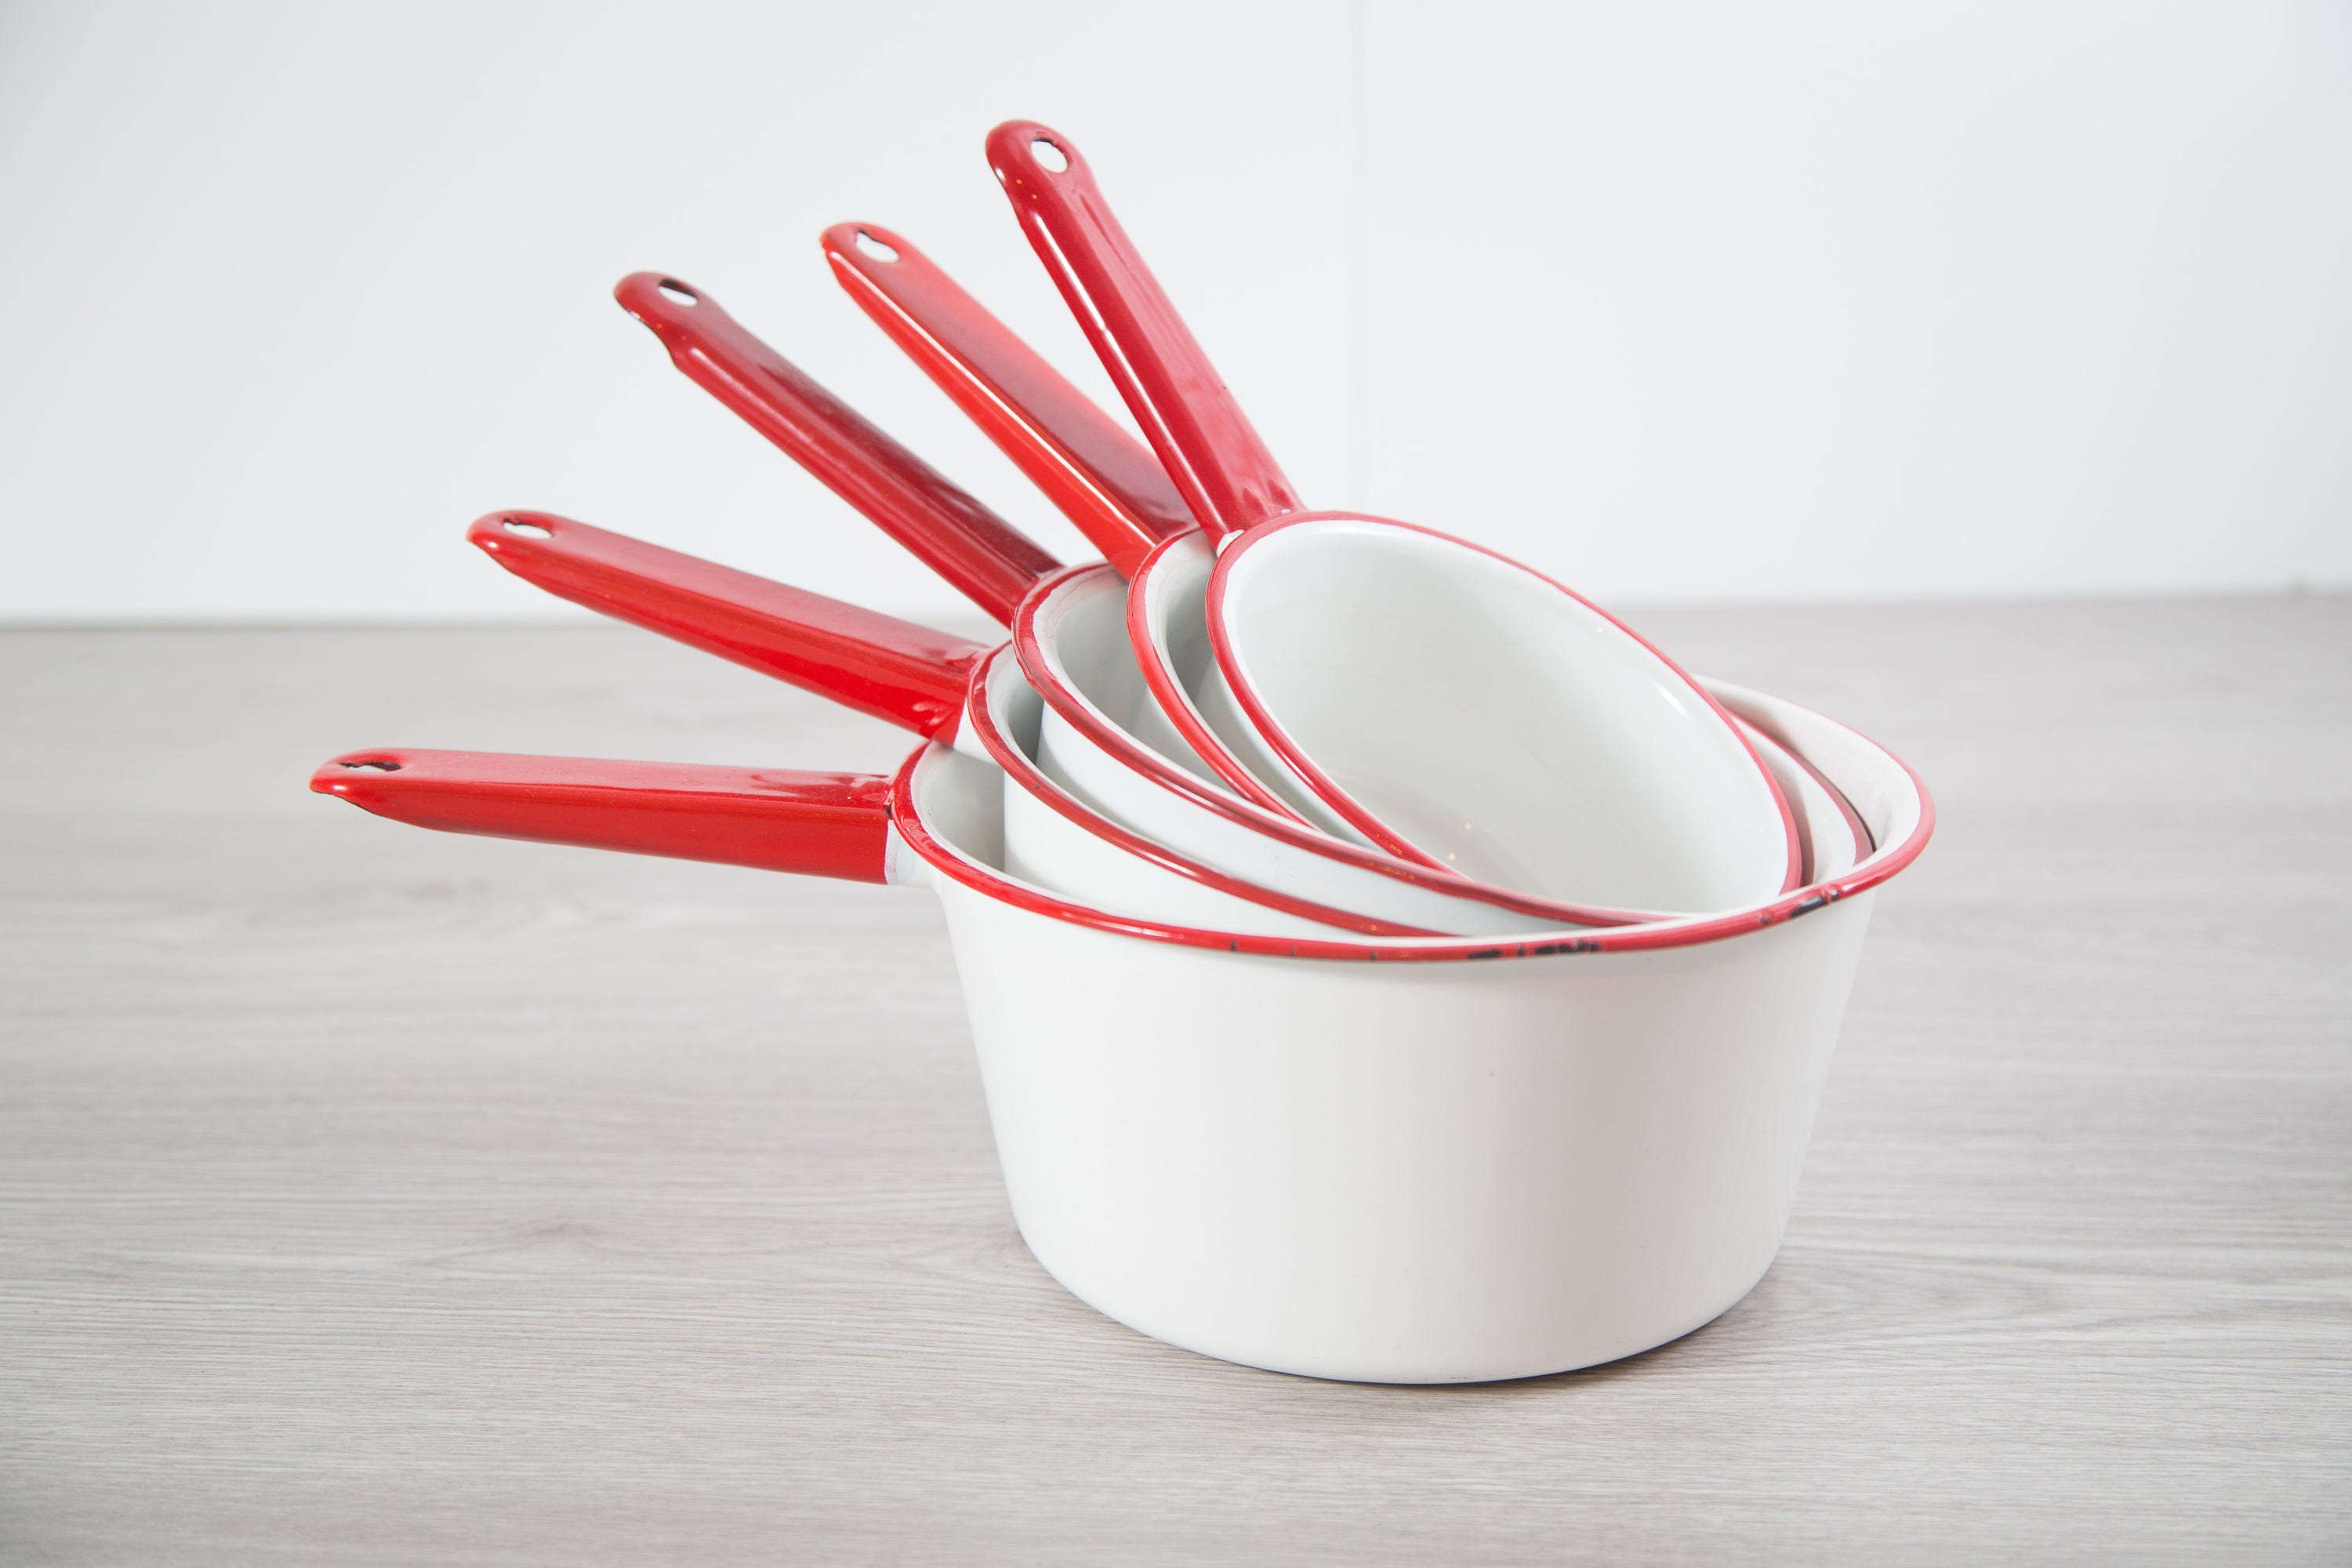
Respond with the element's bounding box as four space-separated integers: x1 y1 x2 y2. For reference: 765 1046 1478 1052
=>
317 681 1930 1384
911 680 1927 1383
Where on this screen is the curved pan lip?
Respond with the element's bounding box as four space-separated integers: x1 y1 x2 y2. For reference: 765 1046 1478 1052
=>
1749 701 1874 866
959 643 1448 939
1018 563 1682 928
1128 525 1878 880
889 682 1936 965
1123 529 1323 829
1203 510 1807 898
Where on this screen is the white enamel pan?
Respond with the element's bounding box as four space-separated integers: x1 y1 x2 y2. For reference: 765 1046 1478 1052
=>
311 680 1930 1384
973 637 1871 917
619 258 1833 931
1015 563 1864 931
989 121 1801 909
604 268 1435 933
467 510 1437 938
470 513 1861 938
819 228 1864 926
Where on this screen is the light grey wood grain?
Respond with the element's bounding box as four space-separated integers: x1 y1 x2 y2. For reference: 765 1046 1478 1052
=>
2 599 2347 1565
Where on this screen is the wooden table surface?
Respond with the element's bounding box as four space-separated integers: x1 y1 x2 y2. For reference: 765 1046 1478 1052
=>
3 597 2347 1563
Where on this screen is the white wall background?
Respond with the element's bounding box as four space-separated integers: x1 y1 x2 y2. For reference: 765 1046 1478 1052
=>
1362 3 2352 601
2 0 2346 623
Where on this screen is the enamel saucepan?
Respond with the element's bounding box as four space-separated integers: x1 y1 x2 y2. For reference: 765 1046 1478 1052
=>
813 230 1871 918
310 680 1929 1384
469 509 1439 938
1011 562 1861 927
989 122 1802 910
619 266 1826 930
470 513 1864 931
596 275 1640 929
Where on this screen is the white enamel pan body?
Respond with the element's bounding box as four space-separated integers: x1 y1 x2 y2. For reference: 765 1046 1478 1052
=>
319 681 1929 1383
925 680 1916 1383
1134 528 1831 902
985 642 1861 932
1022 564 1843 932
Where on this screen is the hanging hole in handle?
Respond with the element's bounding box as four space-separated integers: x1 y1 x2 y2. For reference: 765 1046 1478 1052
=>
656 279 698 305
1030 138 1069 173
852 230 899 263
341 758 402 771
499 517 554 539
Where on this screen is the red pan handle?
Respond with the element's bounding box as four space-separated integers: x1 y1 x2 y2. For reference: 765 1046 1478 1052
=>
821 220 1194 577
615 271 1058 625
468 510 985 741
311 749 896 883
986 121 1302 542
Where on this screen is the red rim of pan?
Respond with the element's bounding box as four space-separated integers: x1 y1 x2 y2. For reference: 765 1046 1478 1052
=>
1020 563 1690 928
1123 530 1327 832
1202 510 1806 897
959 643 1448 939
1744 700 1875 864
886 691 1934 964
989 619 1860 932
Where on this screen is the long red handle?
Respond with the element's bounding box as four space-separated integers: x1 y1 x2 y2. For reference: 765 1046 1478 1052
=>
986 122 1302 541
311 748 895 883
468 510 985 741
821 221 1194 577
615 271 1058 624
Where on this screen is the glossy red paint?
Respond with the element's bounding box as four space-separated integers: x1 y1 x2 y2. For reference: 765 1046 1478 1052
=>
985 121 1301 540
310 750 895 884
455 517 1440 936
614 271 1057 626
820 222 1193 577
312 722 1933 966
888 735 1937 964
1204 513 1804 895
468 510 985 741
814 209 1310 820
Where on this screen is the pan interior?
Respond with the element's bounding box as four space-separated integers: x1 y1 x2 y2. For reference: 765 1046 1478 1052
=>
1217 519 1791 911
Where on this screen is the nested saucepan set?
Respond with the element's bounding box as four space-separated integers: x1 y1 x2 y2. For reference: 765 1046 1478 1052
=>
311 120 1932 1384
